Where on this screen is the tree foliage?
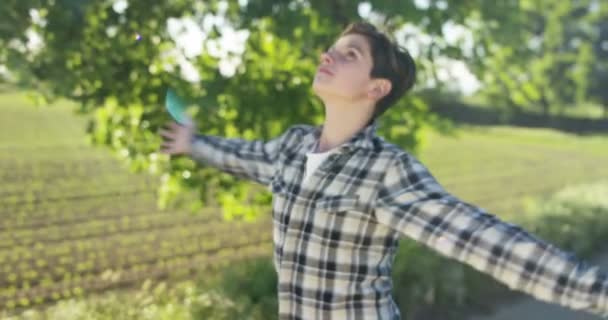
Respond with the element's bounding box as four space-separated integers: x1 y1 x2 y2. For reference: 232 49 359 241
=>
468 0 608 117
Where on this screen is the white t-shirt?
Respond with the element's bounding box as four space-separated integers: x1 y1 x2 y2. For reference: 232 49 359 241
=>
303 140 340 183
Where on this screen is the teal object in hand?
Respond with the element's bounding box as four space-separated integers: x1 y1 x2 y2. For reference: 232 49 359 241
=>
165 88 188 125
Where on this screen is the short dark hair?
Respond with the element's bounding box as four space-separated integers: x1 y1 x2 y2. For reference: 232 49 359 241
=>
339 21 417 126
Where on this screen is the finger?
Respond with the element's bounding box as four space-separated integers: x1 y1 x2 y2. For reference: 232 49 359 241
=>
160 147 174 154
161 123 179 131
161 142 173 149
159 129 175 139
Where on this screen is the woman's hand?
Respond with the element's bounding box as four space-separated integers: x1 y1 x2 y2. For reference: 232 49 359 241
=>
159 116 196 155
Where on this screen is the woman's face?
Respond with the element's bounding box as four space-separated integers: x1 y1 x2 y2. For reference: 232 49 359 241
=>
312 34 376 103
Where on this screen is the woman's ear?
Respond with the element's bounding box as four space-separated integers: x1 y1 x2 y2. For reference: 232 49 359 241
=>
368 79 392 100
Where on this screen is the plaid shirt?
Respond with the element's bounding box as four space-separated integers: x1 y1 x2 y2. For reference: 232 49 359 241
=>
190 119 608 319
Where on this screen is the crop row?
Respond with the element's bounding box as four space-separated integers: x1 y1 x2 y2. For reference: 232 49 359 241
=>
0 223 272 290
1 233 273 312
0 214 269 266
0 192 161 231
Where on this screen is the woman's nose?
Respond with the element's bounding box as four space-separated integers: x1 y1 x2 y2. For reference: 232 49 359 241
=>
320 51 334 65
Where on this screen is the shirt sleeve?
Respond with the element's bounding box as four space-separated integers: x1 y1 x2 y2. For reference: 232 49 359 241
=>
374 153 608 317
189 124 304 186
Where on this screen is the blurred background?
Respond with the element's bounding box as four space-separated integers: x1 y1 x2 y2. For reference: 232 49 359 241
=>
1 0 608 319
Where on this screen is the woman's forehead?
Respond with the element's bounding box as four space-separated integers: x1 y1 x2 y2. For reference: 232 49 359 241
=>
333 34 371 57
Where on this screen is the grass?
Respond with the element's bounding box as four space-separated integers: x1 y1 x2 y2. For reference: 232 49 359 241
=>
0 91 90 148
417 123 608 216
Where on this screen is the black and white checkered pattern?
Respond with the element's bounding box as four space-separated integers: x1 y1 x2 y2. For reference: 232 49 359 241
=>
191 119 608 319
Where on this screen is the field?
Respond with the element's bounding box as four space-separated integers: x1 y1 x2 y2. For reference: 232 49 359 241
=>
2 89 608 315
0 91 274 313
419 124 608 215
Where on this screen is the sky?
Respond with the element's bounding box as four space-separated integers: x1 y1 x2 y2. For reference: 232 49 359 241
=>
8 0 482 95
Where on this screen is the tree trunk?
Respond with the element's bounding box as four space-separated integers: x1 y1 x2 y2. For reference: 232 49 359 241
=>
539 92 550 118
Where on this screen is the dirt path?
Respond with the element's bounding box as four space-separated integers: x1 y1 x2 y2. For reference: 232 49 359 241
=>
468 251 608 320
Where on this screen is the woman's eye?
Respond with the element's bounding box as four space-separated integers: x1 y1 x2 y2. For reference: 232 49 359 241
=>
348 50 357 58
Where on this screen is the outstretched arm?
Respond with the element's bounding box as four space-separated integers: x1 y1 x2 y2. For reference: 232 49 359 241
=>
189 125 305 186
374 153 608 317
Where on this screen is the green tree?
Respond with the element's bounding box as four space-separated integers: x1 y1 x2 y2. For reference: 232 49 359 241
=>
587 1 608 117
468 0 607 118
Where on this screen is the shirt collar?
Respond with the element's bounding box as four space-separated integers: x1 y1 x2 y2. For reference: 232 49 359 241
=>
302 118 379 154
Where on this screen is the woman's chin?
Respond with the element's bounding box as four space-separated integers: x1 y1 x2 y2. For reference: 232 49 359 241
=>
312 82 330 96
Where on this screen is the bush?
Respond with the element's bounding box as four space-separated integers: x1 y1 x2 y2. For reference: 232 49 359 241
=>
192 255 278 320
